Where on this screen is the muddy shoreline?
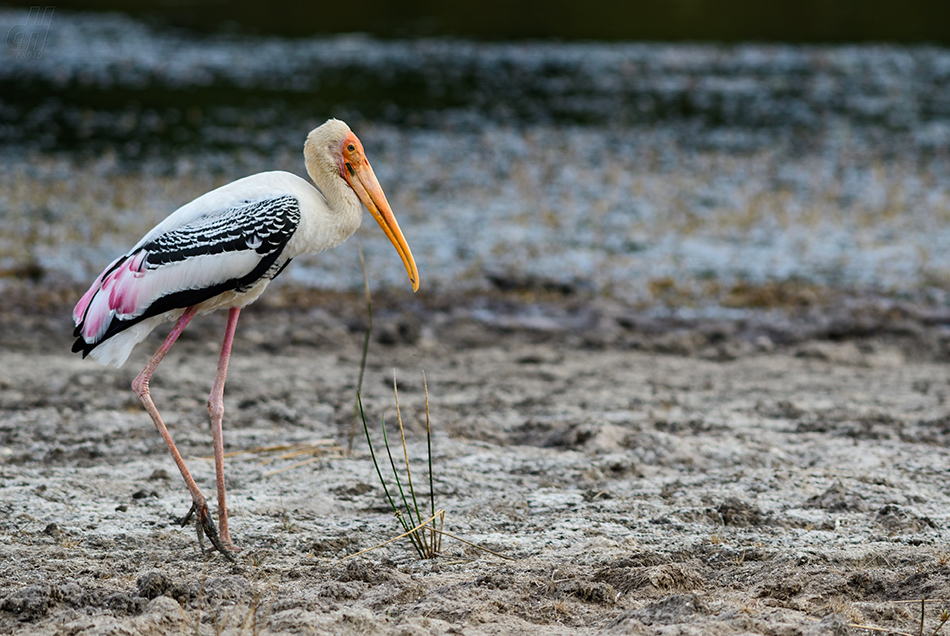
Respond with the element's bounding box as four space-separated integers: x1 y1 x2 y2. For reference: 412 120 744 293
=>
1 285 949 634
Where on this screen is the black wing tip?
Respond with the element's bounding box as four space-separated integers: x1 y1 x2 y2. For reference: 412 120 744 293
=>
71 335 93 358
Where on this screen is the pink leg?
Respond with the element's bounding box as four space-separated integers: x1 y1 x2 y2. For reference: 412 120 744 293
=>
208 307 241 550
131 306 234 561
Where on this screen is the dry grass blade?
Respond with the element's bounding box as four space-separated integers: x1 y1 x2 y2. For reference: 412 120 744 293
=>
340 510 445 562
204 440 343 464
431 528 516 561
202 440 344 479
339 511 514 563
263 456 326 476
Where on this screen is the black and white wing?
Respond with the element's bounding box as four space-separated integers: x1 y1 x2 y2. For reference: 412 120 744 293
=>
73 195 300 357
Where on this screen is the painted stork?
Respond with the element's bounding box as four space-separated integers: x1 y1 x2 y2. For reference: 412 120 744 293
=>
71 119 419 559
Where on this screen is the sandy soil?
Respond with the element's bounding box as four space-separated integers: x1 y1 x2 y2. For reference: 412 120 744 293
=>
2 284 950 635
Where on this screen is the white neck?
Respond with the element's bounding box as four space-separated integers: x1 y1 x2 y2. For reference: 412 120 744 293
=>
287 121 365 257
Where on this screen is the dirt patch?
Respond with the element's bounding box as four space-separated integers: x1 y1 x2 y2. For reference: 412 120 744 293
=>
1 285 950 634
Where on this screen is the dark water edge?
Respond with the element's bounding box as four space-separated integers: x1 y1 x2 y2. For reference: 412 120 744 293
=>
7 0 950 43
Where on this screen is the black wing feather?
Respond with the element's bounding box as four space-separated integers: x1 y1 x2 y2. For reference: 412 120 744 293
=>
143 195 300 266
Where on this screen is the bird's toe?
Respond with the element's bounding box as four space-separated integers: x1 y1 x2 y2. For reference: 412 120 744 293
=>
179 500 236 562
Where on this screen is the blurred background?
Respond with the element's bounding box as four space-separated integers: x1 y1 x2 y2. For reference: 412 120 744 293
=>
12 0 950 42
3 1 950 315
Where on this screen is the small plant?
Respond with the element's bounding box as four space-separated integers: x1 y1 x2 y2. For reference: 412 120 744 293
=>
346 244 510 564
358 374 443 559
350 373 512 564
350 244 442 559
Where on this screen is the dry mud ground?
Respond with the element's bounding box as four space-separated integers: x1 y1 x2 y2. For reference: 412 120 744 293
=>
2 285 950 635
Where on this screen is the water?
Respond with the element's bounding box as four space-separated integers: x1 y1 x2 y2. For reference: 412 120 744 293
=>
3 9 950 306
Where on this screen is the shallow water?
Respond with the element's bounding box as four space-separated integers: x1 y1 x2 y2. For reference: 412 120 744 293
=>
3 9 950 305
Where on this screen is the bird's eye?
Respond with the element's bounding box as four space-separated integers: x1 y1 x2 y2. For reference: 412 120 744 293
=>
347 143 356 152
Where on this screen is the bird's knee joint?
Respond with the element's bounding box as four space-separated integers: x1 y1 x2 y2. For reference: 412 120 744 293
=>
208 400 225 422
131 375 148 397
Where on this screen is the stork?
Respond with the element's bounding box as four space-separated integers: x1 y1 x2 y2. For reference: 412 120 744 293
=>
72 119 419 559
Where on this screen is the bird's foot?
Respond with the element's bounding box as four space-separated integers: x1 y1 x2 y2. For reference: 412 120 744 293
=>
219 534 242 554
179 501 236 562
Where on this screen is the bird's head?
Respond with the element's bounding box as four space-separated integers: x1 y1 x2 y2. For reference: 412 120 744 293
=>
305 119 419 292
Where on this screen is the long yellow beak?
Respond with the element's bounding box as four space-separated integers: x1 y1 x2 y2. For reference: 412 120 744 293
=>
345 157 420 292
